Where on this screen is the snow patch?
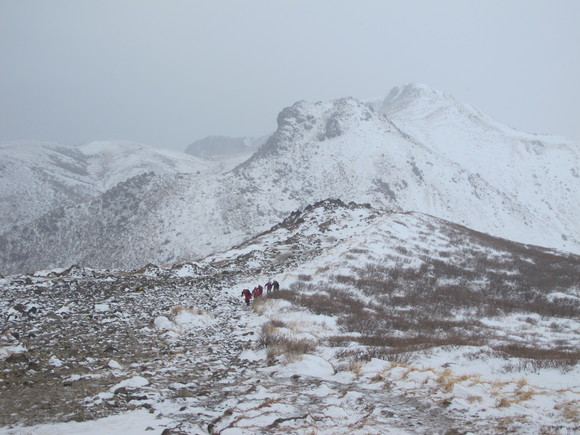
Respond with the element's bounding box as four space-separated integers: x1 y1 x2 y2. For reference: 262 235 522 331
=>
109 376 149 392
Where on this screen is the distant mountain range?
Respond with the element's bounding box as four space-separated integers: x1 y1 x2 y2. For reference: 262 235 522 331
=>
0 83 578 274
0 140 214 235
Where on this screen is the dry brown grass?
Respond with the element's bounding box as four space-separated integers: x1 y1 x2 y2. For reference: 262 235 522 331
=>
555 400 580 423
258 321 317 364
496 397 512 408
435 368 469 394
170 305 210 317
467 395 483 403
268 232 579 371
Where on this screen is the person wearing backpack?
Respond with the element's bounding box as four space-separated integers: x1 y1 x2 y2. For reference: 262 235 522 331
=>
272 280 280 292
265 281 273 294
241 289 252 306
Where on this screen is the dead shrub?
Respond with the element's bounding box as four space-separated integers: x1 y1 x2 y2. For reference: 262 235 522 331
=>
325 335 358 347
494 344 579 371
269 319 287 328
555 400 580 423
266 337 317 363
496 397 512 408
259 321 316 363
436 368 469 394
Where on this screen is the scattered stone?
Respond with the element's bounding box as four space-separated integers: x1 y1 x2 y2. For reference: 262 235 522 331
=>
13 304 27 313
176 388 194 398
114 387 128 396
6 353 29 364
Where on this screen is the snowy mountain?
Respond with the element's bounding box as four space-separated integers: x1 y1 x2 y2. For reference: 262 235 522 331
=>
2 200 578 433
371 82 579 245
221 91 579 252
1 84 578 274
0 140 213 235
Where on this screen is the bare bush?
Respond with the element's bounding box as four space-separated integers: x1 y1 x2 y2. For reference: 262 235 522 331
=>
258 321 317 364
495 345 579 371
264 237 580 369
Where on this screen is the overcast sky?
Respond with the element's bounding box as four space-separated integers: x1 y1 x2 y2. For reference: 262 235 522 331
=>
1 0 579 151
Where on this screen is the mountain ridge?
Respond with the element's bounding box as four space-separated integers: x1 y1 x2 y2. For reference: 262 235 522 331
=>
1 198 578 432
0 84 578 274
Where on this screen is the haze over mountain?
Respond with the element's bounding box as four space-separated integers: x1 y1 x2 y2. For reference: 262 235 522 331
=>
0 84 577 275
185 135 269 158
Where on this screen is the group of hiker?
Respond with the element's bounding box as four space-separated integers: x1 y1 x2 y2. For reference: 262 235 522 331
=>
241 280 280 306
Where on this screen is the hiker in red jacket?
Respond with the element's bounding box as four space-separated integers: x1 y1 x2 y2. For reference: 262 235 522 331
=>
241 289 252 306
252 286 261 299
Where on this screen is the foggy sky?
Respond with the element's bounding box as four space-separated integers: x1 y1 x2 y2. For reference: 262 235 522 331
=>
1 0 579 151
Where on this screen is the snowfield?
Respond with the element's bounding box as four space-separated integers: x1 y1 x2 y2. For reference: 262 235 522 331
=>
1 201 578 434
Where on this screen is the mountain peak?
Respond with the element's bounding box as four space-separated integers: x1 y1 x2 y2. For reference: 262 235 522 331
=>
243 97 381 164
371 83 455 117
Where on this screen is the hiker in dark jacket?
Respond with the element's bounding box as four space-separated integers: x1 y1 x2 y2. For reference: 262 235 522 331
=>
272 280 280 292
265 281 273 294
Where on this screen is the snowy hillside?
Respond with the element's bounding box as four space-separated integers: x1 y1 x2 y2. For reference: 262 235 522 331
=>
223 93 579 253
372 82 579 246
0 142 98 234
2 201 578 433
1 84 578 274
0 140 213 235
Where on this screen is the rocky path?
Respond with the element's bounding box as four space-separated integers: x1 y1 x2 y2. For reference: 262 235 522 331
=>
1 270 462 434
0 269 252 428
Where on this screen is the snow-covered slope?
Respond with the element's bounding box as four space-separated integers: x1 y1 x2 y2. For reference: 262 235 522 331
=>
77 140 216 188
221 94 578 253
0 140 213 235
1 85 578 274
2 200 578 433
0 142 97 234
371 82 579 246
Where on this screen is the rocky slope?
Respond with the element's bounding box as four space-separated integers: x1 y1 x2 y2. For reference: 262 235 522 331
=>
1 200 578 433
